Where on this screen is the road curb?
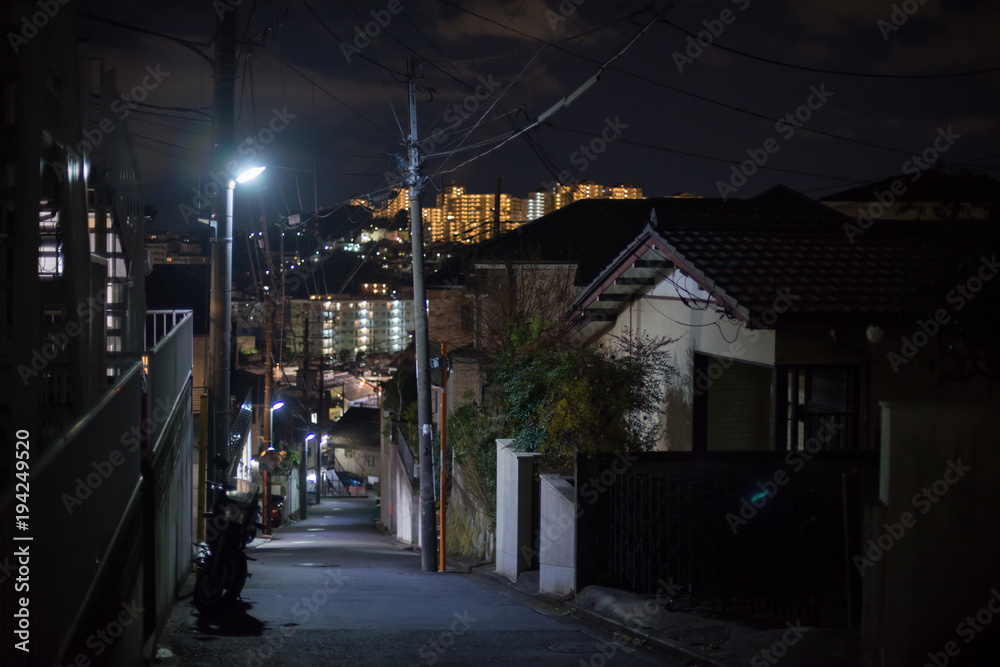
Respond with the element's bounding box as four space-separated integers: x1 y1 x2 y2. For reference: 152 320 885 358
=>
563 601 736 667
466 566 737 667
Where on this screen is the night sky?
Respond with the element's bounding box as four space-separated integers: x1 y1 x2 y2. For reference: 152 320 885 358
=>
76 0 1000 232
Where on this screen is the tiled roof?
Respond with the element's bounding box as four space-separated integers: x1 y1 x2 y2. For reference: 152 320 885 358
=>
821 169 1000 204
661 224 934 323
568 218 940 333
471 186 846 286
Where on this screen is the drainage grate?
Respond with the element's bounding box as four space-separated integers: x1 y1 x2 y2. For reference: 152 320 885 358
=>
666 624 729 645
548 643 604 654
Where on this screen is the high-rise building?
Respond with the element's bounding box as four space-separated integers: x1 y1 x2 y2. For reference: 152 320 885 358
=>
424 183 527 242
364 180 641 239
527 191 553 221
608 183 644 200
356 187 410 221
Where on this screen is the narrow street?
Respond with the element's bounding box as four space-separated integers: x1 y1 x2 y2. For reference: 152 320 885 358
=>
157 498 678 666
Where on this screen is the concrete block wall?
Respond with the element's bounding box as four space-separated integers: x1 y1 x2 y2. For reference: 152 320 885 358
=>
538 474 576 595
495 440 539 581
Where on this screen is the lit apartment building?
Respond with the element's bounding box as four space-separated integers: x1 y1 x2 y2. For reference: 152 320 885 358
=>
299 296 413 358
414 183 528 242
356 187 410 221
423 206 446 242
527 190 553 220
236 296 414 360
608 183 644 200
537 181 645 219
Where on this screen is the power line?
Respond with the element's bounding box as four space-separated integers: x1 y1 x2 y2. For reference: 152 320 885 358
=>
78 11 214 65
545 123 863 184
436 0 927 161
658 18 1000 79
260 49 397 138
429 1 679 178
299 0 407 79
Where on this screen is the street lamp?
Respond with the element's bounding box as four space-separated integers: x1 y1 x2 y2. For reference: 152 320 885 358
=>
269 400 284 449
209 163 266 504
302 433 315 518
261 399 283 535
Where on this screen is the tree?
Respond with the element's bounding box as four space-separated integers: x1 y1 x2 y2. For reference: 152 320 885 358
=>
496 324 676 467
473 261 578 355
447 320 677 498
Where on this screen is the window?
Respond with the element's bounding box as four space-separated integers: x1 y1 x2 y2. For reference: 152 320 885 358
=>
775 365 860 451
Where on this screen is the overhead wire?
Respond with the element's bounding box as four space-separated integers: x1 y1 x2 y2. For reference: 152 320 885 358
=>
436 0 949 162
657 17 1000 79
431 1 680 178
546 124 863 185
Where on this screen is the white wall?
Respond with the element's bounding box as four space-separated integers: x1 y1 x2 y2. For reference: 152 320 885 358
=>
538 474 576 595
872 402 1000 665
495 440 539 581
598 274 776 451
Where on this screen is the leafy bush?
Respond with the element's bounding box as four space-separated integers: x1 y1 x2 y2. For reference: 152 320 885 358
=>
448 322 676 489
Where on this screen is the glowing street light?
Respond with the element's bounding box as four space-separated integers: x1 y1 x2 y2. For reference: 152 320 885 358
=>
209 161 267 499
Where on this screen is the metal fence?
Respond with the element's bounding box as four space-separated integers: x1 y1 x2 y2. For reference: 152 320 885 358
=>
579 451 878 627
395 424 417 483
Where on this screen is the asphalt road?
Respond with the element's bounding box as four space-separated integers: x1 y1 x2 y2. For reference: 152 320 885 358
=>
157 497 679 667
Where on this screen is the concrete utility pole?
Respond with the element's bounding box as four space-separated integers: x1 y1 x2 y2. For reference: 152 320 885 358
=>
493 175 501 241
301 311 310 518
439 343 448 572
407 59 437 571
208 6 236 492
317 343 325 503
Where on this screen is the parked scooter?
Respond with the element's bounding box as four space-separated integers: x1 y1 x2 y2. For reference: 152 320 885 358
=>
267 494 285 530
193 456 263 614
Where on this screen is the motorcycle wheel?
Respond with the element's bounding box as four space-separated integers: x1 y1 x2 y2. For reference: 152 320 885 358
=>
193 550 248 614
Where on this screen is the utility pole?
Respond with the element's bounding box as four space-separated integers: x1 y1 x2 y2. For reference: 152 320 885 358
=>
492 175 501 241
301 310 310 518
407 59 437 571
208 5 236 495
317 341 325 503
439 342 448 572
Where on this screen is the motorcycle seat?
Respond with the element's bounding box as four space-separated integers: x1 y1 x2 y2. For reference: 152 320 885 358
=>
225 489 258 507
